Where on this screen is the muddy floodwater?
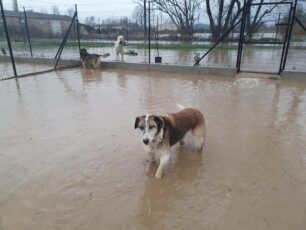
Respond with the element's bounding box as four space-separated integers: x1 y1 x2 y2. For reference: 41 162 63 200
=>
0 68 306 229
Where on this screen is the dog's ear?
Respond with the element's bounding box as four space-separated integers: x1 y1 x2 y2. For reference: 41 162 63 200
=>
134 116 141 129
154 116 164 132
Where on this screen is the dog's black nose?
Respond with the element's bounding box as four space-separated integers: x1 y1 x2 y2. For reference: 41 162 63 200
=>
143 139 149 145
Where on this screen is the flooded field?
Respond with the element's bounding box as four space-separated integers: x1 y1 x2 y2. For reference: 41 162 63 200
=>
4 41 306 73
0 68 306 229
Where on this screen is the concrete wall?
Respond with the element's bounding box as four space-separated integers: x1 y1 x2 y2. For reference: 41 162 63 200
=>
1 56 306 81
281 70 306 82
101 61 237 76
0 56 79 66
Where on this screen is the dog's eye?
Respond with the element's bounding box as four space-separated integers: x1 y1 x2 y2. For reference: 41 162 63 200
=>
149 126 155 130
139 127 144 131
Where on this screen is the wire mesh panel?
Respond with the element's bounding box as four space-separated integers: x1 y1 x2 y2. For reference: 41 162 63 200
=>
240 1 293 73
0 0 305 78
177 2 243 68
195 25 241 68
284 0 306 72
0 12 14 80
3 10 55 76
0 1 81 80
56 9 80 69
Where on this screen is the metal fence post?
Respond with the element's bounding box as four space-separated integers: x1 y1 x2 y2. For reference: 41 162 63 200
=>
23 7 33 58
194 18 242 66
0 0 17 77
75 4 81 59
54 12 77 69
144 0 147 41
236 0 248 72
281 0 298 71
148 0 151 63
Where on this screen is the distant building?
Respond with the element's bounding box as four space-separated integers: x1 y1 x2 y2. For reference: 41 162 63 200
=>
158 23 177 32
193 23 210 31
0 10 93 39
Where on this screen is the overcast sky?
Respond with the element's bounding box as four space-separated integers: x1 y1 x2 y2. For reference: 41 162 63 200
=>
3 0 138 22
4 0 303 25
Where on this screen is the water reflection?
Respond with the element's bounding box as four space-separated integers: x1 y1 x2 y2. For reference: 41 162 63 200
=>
81 69 104 86
115 71 128 89
137 146 204 229
207 49 234 67
1 69 306 229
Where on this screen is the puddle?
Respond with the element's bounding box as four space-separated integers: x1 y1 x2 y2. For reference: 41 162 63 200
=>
0 68 306 229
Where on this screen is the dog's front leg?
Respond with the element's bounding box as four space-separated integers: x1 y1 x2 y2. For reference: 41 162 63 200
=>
155 151 170 179
121 52 124 62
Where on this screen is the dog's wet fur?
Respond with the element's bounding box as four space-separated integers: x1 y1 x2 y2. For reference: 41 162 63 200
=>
135 107 205 179
80 48 110 69
114 35 126 61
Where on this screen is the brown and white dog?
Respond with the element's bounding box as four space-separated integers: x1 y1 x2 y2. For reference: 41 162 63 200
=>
134 105 205 179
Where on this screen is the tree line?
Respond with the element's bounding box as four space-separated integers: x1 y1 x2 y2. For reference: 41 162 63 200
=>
134 0 306 41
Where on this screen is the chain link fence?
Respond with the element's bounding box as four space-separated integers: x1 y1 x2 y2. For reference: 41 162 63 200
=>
1 0 306 81
0 1 80 80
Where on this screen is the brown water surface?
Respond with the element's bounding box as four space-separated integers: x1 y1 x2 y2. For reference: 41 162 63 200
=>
0 68 306 229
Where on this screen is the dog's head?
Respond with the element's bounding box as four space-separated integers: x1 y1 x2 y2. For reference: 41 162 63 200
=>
117 35 124 41
117 35 127 46
134 115 164 145
80 48 88 58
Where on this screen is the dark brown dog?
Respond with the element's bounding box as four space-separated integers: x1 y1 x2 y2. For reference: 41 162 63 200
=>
80 48 110 69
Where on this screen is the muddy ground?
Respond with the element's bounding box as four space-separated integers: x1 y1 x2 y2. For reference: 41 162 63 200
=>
0 68 306 229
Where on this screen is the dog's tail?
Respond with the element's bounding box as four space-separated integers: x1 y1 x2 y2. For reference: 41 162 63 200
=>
176 103 186 111
99 53 110 58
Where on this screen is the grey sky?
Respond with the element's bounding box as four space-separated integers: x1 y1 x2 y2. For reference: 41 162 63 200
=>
5 0 304 26
3 0 138 22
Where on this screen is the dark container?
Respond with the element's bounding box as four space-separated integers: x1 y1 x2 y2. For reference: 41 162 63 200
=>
155 56 162 63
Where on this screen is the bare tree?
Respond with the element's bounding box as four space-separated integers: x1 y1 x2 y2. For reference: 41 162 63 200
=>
39 8 48 14
12 0 19 12
245 0 285 39
132 4 144 26
66 7 75 17
153 0 201 39
206 0 288 41
205 0 242 41
279 5 306 36
52 5 60 15
85 16 96 26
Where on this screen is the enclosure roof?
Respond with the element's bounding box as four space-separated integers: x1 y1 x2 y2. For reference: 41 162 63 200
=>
2 10 72 20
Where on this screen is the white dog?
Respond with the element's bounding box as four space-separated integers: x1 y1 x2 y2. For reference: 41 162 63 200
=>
115 35 125 61
134 105 206 179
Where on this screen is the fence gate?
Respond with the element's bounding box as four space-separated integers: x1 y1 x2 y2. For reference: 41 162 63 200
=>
238 1 294 74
